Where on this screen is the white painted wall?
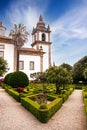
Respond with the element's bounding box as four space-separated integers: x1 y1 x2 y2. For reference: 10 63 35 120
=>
42 44 49 71
20 55 40 80
4 44 14 74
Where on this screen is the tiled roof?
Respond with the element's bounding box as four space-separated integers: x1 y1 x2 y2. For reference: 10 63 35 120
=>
0 35 11 40
20 47 44 53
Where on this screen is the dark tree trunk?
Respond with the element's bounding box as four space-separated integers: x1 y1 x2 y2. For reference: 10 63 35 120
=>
56 83 61 94
16 49 19 71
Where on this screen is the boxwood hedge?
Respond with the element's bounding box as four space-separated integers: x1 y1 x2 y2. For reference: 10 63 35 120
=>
21 95 63 123
82 87 87 116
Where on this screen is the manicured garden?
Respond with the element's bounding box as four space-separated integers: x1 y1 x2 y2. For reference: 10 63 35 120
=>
0 73 74 123
0 61 87 122
1 76 87 122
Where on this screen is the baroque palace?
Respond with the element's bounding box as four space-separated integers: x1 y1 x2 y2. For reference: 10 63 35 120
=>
0 15 52 80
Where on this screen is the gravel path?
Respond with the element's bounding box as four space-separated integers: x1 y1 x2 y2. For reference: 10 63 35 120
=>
0 87 87 130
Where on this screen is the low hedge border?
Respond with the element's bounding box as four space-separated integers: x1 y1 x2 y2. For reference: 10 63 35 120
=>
84 98 87 116
1 83 74 122
46 97 62 121
1 83 20 102
82 87 87 116
21 97 39 119
49 87 74 103
6 88 20 102
82 89 87 98
21 95 63 123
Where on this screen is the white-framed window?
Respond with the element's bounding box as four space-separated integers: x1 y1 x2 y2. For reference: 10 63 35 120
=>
0 51 4 58
19 61 24 70
29 61 34 70
0 44 4 49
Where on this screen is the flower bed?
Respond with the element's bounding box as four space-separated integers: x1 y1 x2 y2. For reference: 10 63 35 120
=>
21 95 63 123
1 83 74 122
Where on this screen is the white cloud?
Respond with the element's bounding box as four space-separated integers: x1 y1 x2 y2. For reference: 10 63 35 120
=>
7 6 41 30
5 0 49 31
51 1 87 65
4 0 87 65
51 3 87 44
5 0 48 46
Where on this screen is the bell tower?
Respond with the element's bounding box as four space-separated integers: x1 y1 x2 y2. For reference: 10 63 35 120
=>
31 15 51 71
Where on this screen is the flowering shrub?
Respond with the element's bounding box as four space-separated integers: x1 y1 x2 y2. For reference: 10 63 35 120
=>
16 87 24 93
0 78 4 83
36 91 47 104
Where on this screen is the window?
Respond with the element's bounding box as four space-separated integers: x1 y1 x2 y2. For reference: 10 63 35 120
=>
0 45 4 49
34 35 36 41
19 61 24 70
30 61 34 70
0 51 4 58
42 33 45 41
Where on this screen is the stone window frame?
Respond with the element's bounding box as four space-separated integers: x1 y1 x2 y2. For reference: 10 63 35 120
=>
29 61 34 70
0 44 4 49
19 61 24 70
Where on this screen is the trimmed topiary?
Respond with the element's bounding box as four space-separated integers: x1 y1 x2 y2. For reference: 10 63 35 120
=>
9 71 29 88
39 103 48 109
4 72 13 85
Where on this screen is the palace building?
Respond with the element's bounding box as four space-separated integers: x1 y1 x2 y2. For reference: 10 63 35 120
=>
0 15 52 80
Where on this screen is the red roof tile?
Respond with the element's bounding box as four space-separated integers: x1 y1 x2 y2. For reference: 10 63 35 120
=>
20 47 45 53
0 35 11 39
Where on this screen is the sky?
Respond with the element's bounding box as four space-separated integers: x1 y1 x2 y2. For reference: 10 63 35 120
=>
0 0 87 66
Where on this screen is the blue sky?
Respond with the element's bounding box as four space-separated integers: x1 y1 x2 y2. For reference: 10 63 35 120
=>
0 0 87 66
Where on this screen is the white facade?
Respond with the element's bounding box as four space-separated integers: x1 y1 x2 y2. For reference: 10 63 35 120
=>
19 54 41 77
0 42 14 74
0 16 52 80
4 44 14 73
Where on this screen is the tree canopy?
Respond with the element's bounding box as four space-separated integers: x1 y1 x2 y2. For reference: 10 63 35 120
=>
0 57 8 76
46 66 72 93
30 72 46 83
60 63 72 72
9 24 29 71
72 56 87 84
83 68 87 82
9 24 29 48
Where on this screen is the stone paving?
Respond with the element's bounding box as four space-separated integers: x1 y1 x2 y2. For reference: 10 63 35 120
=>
0 87 87 130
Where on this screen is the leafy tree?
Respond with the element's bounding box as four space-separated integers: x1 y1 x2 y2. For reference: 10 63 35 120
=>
83 68 87 82
60 63 72 72
9 24 29 71
36 72 46 83
30 72 46 83
0 57 8 76
46 66 72 93
30 72 37 81
72 56 87 84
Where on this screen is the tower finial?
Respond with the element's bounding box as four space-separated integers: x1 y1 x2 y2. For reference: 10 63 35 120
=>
0 22 2 27
39 14 43 21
